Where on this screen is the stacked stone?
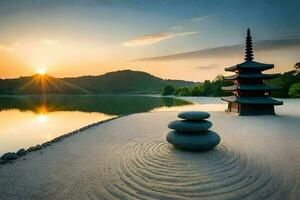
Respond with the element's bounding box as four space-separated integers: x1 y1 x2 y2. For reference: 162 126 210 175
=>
166 111 221 151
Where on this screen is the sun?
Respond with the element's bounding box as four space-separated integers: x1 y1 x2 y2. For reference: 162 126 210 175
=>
37 68 46 75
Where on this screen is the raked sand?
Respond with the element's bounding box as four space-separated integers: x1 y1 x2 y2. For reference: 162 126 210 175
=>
0 98 299 199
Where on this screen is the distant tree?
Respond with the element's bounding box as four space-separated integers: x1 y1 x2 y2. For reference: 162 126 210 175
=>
174 87 190 96
294 63 300 75
190 84 205 96
173 75 231 97
161 85 175 96
209 75 231 97
173 87 180 96
173 84 205 96
214 74 224 81
267 71 300 98
203 80 212 96
288 83 300 98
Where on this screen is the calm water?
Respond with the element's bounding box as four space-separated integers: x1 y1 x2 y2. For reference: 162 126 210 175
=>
0 95 191 155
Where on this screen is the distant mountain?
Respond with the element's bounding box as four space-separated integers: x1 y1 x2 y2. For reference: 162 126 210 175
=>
0 70 197 95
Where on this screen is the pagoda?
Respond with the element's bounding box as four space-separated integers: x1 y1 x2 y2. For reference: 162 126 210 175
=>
221 29 283 115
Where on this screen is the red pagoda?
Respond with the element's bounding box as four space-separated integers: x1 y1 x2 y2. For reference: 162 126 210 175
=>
221 29 283 115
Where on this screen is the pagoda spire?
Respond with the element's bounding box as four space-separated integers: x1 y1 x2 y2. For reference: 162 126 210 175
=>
222 29 283 115
245 28 254 61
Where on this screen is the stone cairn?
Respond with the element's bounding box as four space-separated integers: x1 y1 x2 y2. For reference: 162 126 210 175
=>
166 111 221 151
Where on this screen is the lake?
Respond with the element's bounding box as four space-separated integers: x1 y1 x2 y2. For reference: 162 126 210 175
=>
0 95 191 156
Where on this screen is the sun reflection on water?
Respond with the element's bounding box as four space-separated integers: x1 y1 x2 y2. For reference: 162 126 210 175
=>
0 109 117 155
0 95 191 155
44 133 53 140
38 114 47 123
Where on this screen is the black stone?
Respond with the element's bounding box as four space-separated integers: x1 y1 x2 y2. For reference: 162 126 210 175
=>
166 130 221 151
0 152 18 162
35 145 42 150
168 120 212 132
27 146 37 152
178 111 210 120
42 142 51 147
16 149 26 156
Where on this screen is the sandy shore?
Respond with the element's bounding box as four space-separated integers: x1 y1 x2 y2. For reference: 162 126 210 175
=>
0 98 299 199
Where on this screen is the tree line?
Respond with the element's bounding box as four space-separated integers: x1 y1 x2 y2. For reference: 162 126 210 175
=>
161 68 300 98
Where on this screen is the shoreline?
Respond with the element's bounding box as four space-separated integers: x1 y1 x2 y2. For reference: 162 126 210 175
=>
0 93 293 99
0 95 192 159
0 94 192 163
0 109 299 199
0 95 196 160
1 97 298 164
0 116 123 164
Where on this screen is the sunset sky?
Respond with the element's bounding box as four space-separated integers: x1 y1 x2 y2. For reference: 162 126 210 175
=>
0 0 299 81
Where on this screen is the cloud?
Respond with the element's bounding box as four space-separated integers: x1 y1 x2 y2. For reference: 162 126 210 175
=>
167 15 211 32
0 45 15 52
122 14 211 48
0 39 61 52
177 32 198 36
196 64 219 70
123 31 198 47
0 42 19 52
191 15 214 22
40 39 60 45
169 26 182 30
135 37 300 61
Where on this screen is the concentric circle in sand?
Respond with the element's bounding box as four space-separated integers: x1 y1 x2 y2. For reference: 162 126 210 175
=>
99 138 293 200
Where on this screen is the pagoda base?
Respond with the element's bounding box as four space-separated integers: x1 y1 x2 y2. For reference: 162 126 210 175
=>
227 102 276 116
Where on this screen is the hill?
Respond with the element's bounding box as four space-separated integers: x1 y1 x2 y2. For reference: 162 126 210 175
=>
0 70 197 95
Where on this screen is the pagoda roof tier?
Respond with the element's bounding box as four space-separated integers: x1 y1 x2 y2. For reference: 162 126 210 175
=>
221 95 283 105
223 73 280 80
222 84 281 91
225 61 274 72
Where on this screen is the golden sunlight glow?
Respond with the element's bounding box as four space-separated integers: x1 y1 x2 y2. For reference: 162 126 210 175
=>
38 114 47 123
44 133 53 140
37 68 46 75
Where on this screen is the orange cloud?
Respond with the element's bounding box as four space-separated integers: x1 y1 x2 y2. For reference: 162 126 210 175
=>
40 39 60 45
0 42 19 52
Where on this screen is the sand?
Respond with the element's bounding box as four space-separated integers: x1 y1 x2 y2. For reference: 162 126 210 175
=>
0 98 299 199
